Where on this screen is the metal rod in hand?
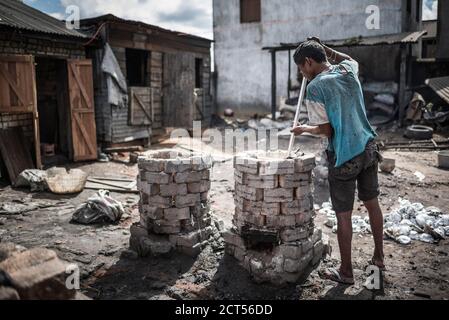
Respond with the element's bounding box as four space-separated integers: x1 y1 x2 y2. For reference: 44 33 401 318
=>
287 77 308 158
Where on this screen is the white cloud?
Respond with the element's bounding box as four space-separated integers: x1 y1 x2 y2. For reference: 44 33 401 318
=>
48 12 64 20
59 0 213 39
422 0 438 21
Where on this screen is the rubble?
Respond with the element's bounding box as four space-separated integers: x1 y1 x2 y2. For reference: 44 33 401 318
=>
384 198 449 244
319 202 372 234
131 150 214 257
224 150 329 285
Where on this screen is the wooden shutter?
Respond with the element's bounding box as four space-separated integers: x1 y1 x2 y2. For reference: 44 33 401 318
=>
67 59 98 162
129 87 153 126
241 0 261 23
0 55 35 113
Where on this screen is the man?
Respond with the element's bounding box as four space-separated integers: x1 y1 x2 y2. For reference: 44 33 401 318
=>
291 38 385 285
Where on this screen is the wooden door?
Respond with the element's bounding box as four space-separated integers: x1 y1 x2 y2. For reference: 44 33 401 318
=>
0 54 41 168
129 87 153 126
67 59 98 161
163 52 195 128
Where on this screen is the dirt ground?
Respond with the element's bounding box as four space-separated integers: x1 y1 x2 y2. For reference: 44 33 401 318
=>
1 127 448 300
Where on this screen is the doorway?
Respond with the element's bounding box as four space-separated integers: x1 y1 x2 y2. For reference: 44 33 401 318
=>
35 57 71 166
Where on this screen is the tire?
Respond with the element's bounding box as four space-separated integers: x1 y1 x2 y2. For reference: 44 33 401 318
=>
404 125 434 140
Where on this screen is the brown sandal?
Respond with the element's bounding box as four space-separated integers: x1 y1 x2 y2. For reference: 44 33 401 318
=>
369 258 386 272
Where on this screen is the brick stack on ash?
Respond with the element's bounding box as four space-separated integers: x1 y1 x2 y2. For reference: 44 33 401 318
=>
224 151 330 284
130 150 214 257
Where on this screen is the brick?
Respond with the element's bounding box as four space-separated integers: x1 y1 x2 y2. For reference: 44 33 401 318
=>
312 240 324 265
301 239 313 253
264 188 294 203
145 172 171 184
234 170 244 184
259 160 295 176
0 287 19 300
191 155 212 171
223 231 246 249
294 155 316 173
279 173 311 188
160 183 187 197
139 159 165 172
141 206 164 220
200 192 208 202
164 207 190 221
235 164 258 174
281 198 312 215
280 228 309 242
175 193 200 208
0 248 75 300
169 231 200 247
235 184 263 201
138 183 160 196
312 228 322 244
153 221 181 235
201 170 210 180
244 174 278 189
266 215 296 228
244 200 280 216
295 211 313 226
235 208 266 227
233 246 246 262
234 156 258 168
165 160 193 173
148 196 172 208
277 244 303 259
174 171 203 183
284 258 300 273
187 180 211 193
295 185 312 199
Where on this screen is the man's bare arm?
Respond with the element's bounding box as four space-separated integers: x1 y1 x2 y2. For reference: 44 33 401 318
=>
308 36 353 64
291 123 333 138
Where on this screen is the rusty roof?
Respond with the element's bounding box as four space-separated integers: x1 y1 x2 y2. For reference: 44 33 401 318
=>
0 0 87 38
263 30 428 51
426 76 449 105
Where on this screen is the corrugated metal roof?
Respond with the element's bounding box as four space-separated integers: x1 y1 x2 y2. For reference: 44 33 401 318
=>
81 14 212 43
0 0 87 38
263 31 428 51
426 76 449 105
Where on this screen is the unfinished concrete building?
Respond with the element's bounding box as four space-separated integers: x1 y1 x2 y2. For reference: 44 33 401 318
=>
81 15 213 148
213 0 448 118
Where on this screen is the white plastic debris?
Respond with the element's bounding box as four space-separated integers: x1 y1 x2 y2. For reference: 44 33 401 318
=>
397 235 412 245
414 171 425 182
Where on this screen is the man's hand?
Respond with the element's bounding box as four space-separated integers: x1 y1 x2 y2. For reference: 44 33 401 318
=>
291 125 314 136
307 36 323 45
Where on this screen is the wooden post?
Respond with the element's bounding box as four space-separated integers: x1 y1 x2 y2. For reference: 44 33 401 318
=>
398 44 407 127
31 56 42 169
288 49 291 99
271 50 277 120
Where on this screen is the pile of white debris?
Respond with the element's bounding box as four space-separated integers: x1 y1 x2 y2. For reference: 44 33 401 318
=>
319 199 449 245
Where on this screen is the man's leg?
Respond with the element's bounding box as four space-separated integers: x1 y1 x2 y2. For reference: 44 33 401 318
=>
336 210 354 278
364 197 384 268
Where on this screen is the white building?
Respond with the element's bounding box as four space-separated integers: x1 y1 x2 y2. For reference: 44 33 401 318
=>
212 0 434 116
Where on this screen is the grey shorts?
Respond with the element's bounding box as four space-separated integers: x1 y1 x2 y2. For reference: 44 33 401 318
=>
327 140 381 213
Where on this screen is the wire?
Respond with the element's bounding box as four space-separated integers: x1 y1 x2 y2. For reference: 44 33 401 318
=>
83 22 107 46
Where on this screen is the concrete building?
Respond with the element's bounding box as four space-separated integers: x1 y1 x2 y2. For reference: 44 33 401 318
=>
212 0 441 116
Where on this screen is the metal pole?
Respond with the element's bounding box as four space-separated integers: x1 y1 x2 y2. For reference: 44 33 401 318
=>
287 77 308 158
271 50 277 120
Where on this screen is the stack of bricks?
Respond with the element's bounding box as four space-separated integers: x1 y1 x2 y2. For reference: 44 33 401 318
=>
131 150 214 257
224 151 327 285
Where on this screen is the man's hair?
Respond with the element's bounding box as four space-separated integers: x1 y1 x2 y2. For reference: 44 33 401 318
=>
293 40 327 65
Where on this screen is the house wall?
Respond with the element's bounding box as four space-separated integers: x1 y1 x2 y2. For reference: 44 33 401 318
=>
213 0 405 115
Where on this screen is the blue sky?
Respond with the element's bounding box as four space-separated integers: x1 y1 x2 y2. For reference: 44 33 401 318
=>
23 0 213 39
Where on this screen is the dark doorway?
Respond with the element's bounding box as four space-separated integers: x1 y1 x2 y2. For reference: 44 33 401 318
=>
35 57 70 166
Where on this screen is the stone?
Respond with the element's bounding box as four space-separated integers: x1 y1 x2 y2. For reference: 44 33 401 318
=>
301 239 313 253
164 207 190 221
141 237 173 255
249 259 264 275
0 243 27 263
174 171 203 183
187 180 211 193
233 247 246 262
277 244 302 259
145 172 171 184
0 248 75 300
311 240 324 266
312 228 323 244
175 193 200 208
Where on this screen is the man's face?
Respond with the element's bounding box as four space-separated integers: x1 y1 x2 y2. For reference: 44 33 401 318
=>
298 58 315 81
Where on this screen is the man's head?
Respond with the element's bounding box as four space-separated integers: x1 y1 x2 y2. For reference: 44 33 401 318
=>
293 40 327 80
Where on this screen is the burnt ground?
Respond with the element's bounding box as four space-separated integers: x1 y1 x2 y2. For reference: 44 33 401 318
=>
1 127 449 300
